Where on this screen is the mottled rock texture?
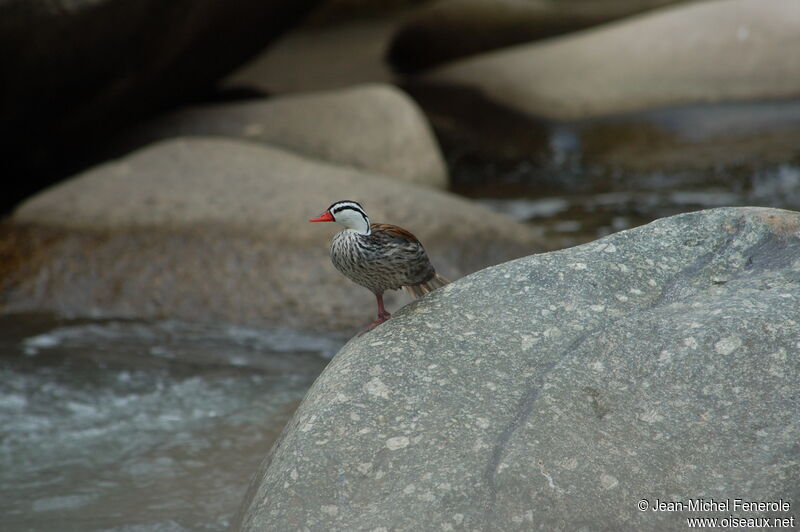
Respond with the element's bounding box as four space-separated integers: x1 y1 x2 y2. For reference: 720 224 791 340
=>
118 84 447 187
423 0 800 120
234 207 799 530
1 138 540 332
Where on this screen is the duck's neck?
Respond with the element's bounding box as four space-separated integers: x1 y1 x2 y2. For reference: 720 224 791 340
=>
344 226 370 236
341 218 370 235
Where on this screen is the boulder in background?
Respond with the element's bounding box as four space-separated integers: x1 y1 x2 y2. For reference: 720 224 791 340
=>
387 0 686 73
2 137 542 332
118 84 448 187
422 0 800 120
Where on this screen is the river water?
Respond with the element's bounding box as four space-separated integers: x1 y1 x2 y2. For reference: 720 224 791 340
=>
432 99 800 250
0 315 344 531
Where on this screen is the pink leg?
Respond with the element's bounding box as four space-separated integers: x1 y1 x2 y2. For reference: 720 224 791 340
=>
376 294 391 320
358 293 391 336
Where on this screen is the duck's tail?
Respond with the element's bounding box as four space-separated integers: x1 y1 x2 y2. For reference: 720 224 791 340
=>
403 273 451 299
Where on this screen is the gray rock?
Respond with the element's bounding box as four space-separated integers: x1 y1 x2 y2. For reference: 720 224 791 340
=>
388 0 684 73
120 84 447 187
234 207 800 530
223 10 398 95
422 0 800 120
2 137 541 331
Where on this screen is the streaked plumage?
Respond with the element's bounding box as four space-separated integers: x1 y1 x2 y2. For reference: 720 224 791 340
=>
310 200 449 333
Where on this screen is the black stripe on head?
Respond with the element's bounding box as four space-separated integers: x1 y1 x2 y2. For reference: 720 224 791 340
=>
329 200 365 216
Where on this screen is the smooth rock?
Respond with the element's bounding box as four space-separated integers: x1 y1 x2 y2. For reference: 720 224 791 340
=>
234 207 800 530
388 0 683 73
422 0 800 120
224 10 399 94
118 84 447 187
2 137 541 332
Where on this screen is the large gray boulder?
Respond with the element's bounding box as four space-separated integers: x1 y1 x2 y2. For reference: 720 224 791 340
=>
422 0 800 120
1 137 541 332
118 84 448 187
234 207 800 530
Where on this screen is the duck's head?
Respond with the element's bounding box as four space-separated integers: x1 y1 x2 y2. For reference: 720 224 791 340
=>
309 200 370 234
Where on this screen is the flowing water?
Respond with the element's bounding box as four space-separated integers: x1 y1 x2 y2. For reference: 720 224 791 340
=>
0 315 344 531
477 162 800 248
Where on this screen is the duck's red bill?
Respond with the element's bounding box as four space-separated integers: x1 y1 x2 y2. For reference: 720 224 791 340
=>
309 212 334 223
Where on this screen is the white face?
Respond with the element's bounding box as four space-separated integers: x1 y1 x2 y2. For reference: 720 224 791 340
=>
330 201 370 233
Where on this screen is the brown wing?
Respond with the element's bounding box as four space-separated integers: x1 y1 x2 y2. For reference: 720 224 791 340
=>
370 223 421 245
370 222 435 286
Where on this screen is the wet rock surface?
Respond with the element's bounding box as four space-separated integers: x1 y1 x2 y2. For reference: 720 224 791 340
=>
422 0 800 120
1 138 542 333
117 84 447 187
234 207 800 531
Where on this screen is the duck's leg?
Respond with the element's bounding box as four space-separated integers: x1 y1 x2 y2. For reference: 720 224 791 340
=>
358 293 391 336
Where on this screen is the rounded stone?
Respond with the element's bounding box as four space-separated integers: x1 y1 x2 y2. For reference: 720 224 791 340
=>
423 0 800 120
234 206 800 530
387 0 683 73
118 84 448 187
2 137 542 332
